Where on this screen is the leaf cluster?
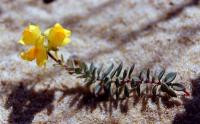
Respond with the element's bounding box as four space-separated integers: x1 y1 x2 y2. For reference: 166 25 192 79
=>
65 59 187 100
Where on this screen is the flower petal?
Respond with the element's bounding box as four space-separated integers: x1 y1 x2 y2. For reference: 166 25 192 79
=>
36 36 45 47
20 47 36 61
21 25 41 45
54 23 62 28
44 28 51 37
29 25 40 34
47 23 71 49
36 47 47 67
19 37 25 45
64 29 71 37
62 37 71 46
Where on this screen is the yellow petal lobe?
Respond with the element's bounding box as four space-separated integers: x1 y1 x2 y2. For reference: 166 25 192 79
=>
47 23 71 50
20 47 36 61
20 25 41 45
36 46 47 67
62 38 71 46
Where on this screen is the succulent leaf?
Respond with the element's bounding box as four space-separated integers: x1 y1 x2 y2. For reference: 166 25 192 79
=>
164 72 176 84
116 62 123 77
89 62 94 72
171 83 185 91
139 69 146 81
158 68 165 81
102 63 114 79
124 84 129 97
128 64 135 79
137 84 141 96
94 84 101 96
147 68 150 80
115 78 120 87
110 66 118 79
122 69 128 80
161 83 177 97
97 64 103 79
131 78 137 88
75 68 82 74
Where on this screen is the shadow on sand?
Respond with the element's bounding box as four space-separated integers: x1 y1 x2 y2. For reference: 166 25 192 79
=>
4 81 183 124
58 84 182 115
173 77 200 124
5 83 55 124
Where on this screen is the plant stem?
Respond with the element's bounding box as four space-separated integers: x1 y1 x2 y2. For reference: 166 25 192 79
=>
48 51 156 86
48 51 135 85
47 51 62 64
47 51 79 72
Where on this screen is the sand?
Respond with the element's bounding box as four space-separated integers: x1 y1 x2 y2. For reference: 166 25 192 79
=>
0 0 200 123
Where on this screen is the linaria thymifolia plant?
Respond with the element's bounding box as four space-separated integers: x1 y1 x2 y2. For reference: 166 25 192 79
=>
19 23 190 102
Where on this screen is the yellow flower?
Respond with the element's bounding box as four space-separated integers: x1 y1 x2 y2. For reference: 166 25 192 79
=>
20 36 47 67
19 25 47 67
19 23 71 66
44 23 71 50
19 24 41 45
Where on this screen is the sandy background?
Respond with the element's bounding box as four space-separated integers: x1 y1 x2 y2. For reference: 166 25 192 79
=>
0 0 200 123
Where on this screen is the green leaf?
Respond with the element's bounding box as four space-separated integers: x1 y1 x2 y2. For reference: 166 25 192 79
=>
102 63 114 79
105 80 111 89
147 68 150 80
103 77 109 84
128 64 135 79
137 85 141 96
103 77 110 92
115 78 120 87
124 84 129 97
116 62 123 77
104 80 111 95
80 62 87 72
166 88 177 97
106 63 114 75
77 73 87 78
164 72 176 84
92 67 96 79
78 66 91 78
84 63 88 73
97 64 103 80
161 83 177 97
116 87 119 99
110 66 118 79
131 78 137 88
86 68 96 84
122 69 127 80
171 83 185 91
161 83 169 92
89 62 94 72
85 78 95 86
94 84 101 96
158 68 165 81
75 68 82 74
